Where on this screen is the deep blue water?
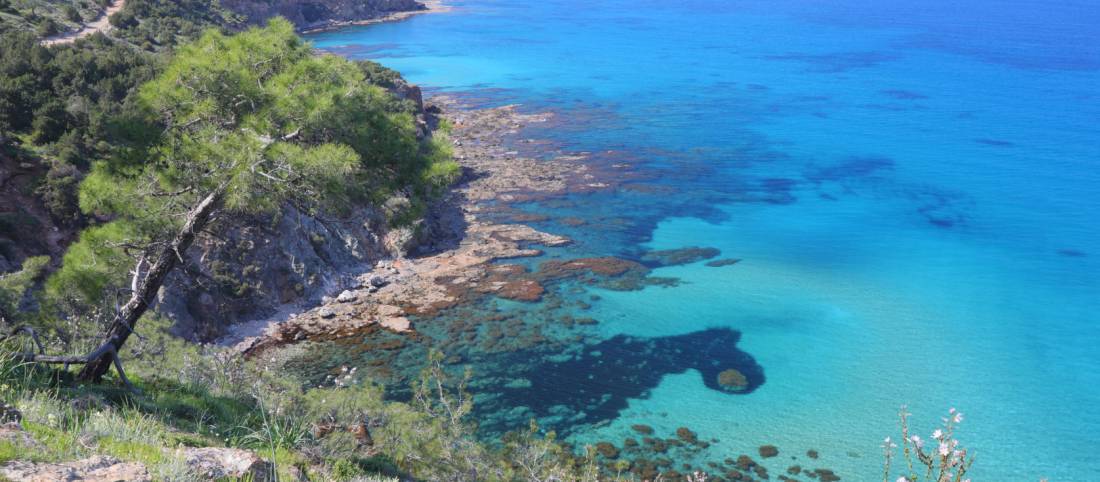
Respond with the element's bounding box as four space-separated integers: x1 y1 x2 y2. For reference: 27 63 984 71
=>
306 0 1100 479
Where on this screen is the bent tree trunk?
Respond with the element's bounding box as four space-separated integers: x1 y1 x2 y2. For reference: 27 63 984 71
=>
78 187 225 382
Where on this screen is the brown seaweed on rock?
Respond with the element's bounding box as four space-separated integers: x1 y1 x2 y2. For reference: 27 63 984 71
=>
717 368 749 392
705 258 741 268
534 256 678 291
641 246 721 267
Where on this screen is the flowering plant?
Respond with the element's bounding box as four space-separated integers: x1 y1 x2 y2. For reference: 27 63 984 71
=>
883 406 974 482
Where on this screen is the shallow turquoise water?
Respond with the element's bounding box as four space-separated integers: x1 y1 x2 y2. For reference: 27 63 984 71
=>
307 0 1100 479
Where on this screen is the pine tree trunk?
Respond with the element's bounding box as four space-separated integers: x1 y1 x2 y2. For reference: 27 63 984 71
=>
78 186 225 382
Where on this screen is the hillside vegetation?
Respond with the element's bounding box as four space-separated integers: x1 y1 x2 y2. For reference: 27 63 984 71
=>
0 14 613 482
0 0 111 37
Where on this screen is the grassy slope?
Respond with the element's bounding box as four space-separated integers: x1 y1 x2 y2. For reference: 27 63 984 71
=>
0 322 406 481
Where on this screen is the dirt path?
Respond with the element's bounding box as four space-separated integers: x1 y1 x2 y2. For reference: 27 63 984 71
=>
41 0 126 46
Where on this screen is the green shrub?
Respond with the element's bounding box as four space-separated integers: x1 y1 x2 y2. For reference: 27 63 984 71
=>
36 18 59 37
64 5 81 23
109 9 137 28
0 255 49 320
37 161 84 225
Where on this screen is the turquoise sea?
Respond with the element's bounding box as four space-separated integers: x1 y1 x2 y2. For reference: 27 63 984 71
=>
305 0 1100 479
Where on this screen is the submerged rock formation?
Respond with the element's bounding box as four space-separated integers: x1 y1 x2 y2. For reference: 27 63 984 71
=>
473 328 765 436
717 368 749 391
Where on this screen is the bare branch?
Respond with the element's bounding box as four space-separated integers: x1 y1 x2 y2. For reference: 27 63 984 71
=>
1 326 46 354
130 255 147 293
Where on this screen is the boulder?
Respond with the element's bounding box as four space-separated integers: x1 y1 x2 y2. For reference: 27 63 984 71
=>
369 275 387 287
318 307 336 319
380 316 411 332
0 403 21 424
179 447 272 481
336 290 357 303
1 455 151 482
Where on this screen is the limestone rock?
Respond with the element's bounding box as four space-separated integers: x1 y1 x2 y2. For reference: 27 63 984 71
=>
318 307 336 319
1 455 150 482
0 424 41 450
336 290 358 303
376 304 403 317
180 447 272 481
380 316 411 332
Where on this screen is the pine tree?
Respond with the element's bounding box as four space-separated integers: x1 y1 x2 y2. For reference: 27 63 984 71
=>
39 18 425 381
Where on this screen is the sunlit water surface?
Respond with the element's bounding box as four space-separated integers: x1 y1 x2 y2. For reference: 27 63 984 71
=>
305 0 1100 479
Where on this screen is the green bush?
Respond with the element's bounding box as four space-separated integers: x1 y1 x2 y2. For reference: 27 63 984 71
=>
0 255 49 321
111 0 242 49
36 18 59 37
64 5 82 23
37 161 84 225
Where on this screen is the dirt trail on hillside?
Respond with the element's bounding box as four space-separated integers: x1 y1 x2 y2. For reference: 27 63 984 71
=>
41 0 126 46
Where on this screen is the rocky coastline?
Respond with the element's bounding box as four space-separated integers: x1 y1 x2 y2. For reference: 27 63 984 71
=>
296 0 451 34
233 95 616 356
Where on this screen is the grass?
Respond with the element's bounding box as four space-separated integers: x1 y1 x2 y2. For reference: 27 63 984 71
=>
0 324 613 482
0 339 388 480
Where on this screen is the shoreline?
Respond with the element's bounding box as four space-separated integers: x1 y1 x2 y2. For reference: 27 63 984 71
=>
234 95 619 356
298 0 451 34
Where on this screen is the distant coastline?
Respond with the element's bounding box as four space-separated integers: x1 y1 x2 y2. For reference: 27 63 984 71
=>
299 0 450 34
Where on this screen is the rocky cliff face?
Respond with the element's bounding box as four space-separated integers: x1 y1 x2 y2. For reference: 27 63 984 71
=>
158 80 435 342
159 203 390 341
221 0 426 31
0 154 75 274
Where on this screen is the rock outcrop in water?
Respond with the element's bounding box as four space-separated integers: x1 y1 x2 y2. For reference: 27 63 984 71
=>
235 95 624 353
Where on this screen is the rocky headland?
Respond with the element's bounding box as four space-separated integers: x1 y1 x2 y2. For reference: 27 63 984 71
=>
233 95 620 356
231 95 741 358
222 0 445 33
